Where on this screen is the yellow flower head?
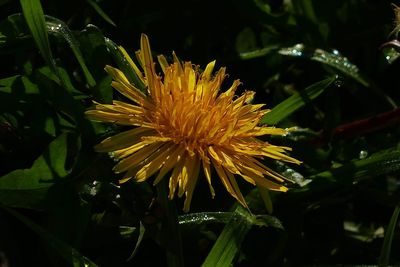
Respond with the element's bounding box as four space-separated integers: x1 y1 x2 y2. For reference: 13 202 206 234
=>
86 34 301 212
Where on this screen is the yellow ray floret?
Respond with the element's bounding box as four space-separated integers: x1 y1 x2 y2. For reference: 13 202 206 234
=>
86 33 301 212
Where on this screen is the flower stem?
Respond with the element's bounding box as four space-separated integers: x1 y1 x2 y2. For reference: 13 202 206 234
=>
156 178 184 267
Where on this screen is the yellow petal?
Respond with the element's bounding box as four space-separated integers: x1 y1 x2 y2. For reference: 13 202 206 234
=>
135 144 177 182
95 127 155 152
157 54 169 74
153 145 185 185
118 46 145 84
201 155 215 198
211 158 247 208
168 155 186 199
183 155 200 212
113 142 164 173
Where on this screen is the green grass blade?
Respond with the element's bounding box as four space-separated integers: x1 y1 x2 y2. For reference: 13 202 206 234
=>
279 44 369 86
156 178 184 267
86 0 116 27
239 45 279 60
127 221 146 261
179 212 232 226
45 15 96 87
201 206 283 267
19 0 56 75
261 76 335 125
378 205 400 267
201 206 253 267
297 149 400 193
1 205 98 267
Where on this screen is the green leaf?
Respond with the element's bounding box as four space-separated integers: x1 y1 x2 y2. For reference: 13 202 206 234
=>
0 14 30 46
382 46 400 64
86 0 116 27
379 206 400 267
45 15 96 87
201 206 283 267
257 186 273 214
156 178 184 267
279 44 369 86
1 205 98 267
239 45 279 60
291 0 318 23
261 76 336 125
298 149 400 193
0 133 71 208
127 221 145 261
179 212 232 226
0 75 20 91
201 206 253 267
232 0 289 27
19 0 57 75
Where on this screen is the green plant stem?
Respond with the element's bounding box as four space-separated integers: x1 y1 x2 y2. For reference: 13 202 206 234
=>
156 179 184 267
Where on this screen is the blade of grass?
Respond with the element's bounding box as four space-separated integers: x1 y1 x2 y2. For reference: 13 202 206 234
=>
296 149 400 193
127 221 145 261
378 205 400 267
179 212 232 226
156 178 184 267
279 44 369 86
201 205 283 267
19 0 56 75
86 0 116 27
261 76 336 125
201 206 253 267
45 15 96 87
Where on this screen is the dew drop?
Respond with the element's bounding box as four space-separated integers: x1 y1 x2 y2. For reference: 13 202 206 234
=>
359 150 368 159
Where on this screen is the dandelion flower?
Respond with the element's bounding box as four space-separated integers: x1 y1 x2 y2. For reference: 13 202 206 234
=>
86 34 301 212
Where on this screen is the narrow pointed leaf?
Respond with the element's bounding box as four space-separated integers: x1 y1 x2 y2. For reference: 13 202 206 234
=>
19 0 57 74
86 0 116 27
201 207 252 267
201 206 283 267
378 205 400 267
298 149 400 193
127 221 146 261
279 44 369 86
261 76 335 125
45 15 96 87
179 212 232 226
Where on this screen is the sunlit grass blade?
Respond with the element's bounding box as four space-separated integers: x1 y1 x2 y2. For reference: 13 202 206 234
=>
45 15 96 87
86 0 116 27
19 0 56 75
201 206 283 267
201 206 253 267
1 205 98 267
378 205 400 267
261 76 335 125
179 212 232 226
